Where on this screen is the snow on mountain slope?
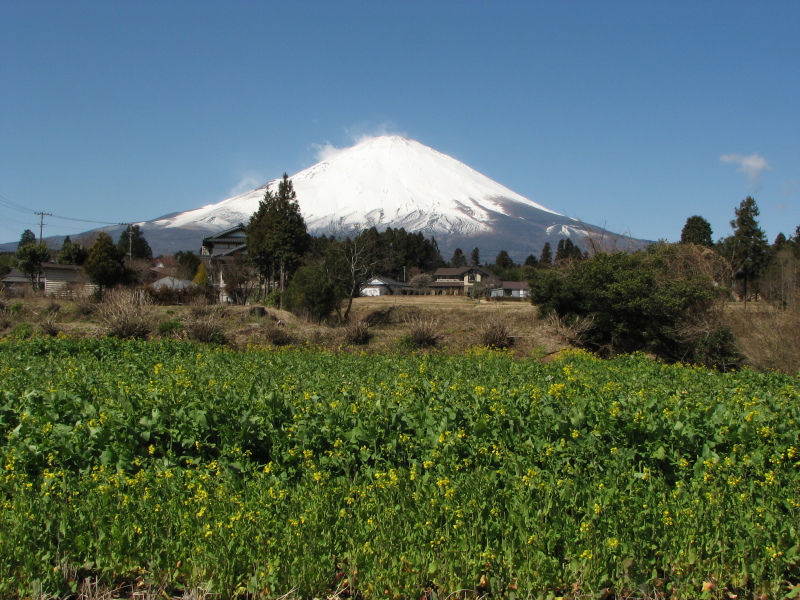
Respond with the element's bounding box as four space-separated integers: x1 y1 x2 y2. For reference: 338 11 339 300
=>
27 136 645 259
153 136 563 237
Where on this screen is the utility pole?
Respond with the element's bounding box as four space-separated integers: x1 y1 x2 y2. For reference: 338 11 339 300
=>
34 211 52 242
128 224 133 261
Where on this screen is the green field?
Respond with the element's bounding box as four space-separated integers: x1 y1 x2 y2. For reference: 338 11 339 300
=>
1 337 798 599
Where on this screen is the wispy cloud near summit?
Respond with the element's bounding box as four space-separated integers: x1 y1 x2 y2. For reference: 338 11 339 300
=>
312 121 407 162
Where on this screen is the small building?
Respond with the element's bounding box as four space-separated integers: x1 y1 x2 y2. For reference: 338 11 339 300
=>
489 281 531 299
360 276 413 296
0 268 29 295
151 276 198 291
200 224 250 303
428 266 501 296
201 224 248 258
41 263 98 297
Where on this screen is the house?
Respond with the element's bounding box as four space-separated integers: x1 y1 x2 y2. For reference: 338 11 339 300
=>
41 263 98 297
0 268 29 295
151 276 198 291
489 281 530 299
427 266 501 296
200 224 250 303
201 224 248 259
360 276 413 296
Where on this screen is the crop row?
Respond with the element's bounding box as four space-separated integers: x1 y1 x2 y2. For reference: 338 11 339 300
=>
0 337 798 598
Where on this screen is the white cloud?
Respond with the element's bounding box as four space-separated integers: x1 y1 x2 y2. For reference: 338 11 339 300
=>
312 121 407 162
227 174 265 197
720 152 771 189
312 141 347 162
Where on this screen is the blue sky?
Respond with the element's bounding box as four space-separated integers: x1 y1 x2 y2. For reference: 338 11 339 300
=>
1 1 798 248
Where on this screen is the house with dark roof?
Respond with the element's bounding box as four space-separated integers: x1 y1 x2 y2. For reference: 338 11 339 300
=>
360 276 414 296
200 224 248 258
200 224 252 302
428 266 501 296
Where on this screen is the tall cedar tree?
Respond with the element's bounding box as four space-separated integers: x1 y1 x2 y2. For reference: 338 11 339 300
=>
449 248 467 268
470 247 480 267
555 238 583 263
18 229 37 248
540 242 553 267
680 216 714 247
247 174 309 305
495 250 514 270
721 196 768 307
84 232 129 290
117 225 153 261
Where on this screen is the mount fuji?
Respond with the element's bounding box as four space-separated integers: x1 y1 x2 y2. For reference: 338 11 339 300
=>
28 136 648 260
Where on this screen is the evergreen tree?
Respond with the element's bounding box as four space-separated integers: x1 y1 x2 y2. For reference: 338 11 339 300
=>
680 216 714 247
247 174 309 306
84 232 129 290
540 242 553 267
15 242 50 288
470 247 480 267
449 248 467 268
719 196 768 307
495 250 514 270
284 265 336 323
57 236 88 266
175 251 202 280
773 232 787 250
117 225 153 261
18 229 37 248
524 253 538 267
555 238 583 263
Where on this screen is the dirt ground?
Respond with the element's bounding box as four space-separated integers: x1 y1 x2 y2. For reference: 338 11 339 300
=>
0 292 565 357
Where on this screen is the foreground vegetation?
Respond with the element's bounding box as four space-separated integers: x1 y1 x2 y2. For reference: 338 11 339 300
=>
1 337 798 598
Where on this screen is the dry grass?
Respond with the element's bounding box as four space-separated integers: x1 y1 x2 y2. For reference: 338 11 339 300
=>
97 288 154 339
478 317 513 349
342 319 371 345
725 304 800 373
404 313 441 348
184 308 227 344
544 312 596 347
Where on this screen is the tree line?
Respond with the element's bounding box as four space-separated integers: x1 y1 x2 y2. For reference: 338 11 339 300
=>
529 196 800 369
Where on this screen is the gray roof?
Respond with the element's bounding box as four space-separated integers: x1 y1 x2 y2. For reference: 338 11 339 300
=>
151 276 199 290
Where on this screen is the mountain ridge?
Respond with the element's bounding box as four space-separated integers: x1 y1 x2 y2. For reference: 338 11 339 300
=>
2 136 648 260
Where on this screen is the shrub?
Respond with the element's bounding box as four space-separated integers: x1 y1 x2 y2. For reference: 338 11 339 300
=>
185 310 226 345
147 285 216 306
98 288 153 339
264 322 294 346
40 317 60 337
479 318 512 349
405 314 440 348
157 319 185 338
45 299 61 314
530 244 726 360
284 266 336 323
361 307 394 327
343 320 371 346
264 289 282 309
72 291 97 316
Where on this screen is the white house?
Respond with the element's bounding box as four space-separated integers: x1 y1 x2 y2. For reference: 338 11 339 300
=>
360 276 413 296
489 281 530 299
